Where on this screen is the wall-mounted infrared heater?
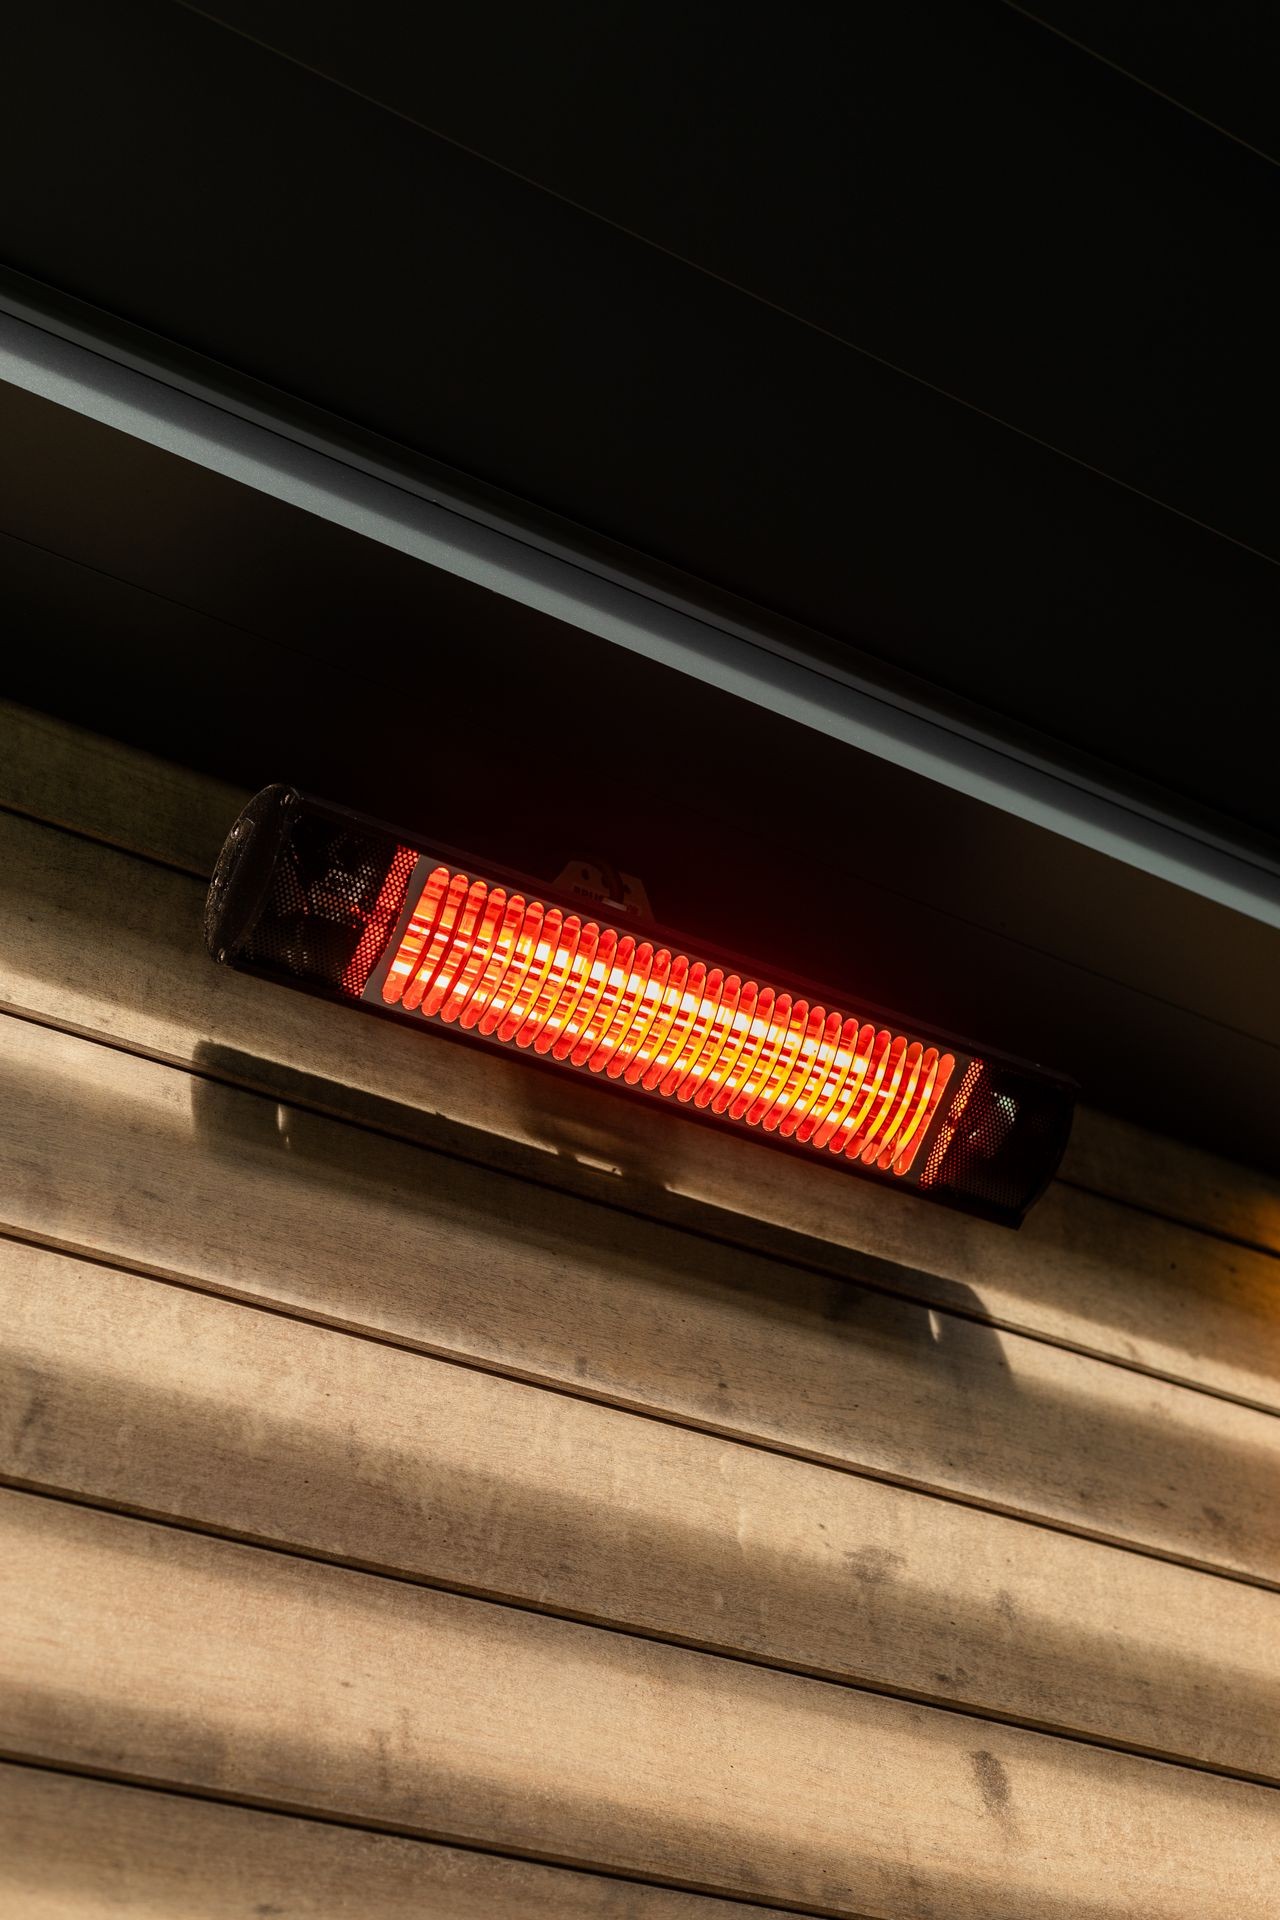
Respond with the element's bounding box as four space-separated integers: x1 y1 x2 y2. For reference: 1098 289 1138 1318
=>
205 788 1075 1224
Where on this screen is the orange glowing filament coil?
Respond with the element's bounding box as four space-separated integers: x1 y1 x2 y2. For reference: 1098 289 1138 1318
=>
370 862 955 1175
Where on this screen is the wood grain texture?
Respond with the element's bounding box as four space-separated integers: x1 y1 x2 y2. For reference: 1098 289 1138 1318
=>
4 1494 1279 1920
1061 1107 1280 1258
3 1240 1277 1779
0 696 240 875
2 1012 1276 1585
2 805 1278 1408
3 693 1275 1259
0 1765 779 1920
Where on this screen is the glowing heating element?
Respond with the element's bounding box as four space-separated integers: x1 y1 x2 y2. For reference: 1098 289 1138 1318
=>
365 857 958 1177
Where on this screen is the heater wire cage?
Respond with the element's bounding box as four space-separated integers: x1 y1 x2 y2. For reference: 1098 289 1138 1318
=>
205 786 1075 1225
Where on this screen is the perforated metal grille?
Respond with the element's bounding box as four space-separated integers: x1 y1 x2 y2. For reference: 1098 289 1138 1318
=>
921 1059 1072 1214
341 844 421 994
237 809 416 998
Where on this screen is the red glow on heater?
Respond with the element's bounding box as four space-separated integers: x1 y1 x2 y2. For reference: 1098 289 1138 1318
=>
920 1056 984 1187
340 843 421 996
378 866 956 1176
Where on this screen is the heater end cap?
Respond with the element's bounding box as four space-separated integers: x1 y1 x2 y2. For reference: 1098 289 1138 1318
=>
204 783 302 964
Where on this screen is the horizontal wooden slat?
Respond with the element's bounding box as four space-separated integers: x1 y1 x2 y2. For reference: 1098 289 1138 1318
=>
3 1494 1278 1918
0 1765 772 1920
3 1239 1277 1779
1 1015 1277 1585
0 695 240 875
1060 1107 1280 1259
2 804 1278 1406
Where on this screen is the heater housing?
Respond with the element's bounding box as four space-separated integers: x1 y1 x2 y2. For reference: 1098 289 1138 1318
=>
205 786 1075 1225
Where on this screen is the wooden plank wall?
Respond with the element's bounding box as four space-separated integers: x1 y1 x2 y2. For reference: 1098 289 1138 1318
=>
1 697 1278 1917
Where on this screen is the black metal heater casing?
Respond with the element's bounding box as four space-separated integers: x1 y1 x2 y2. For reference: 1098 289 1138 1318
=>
205 786 1076 1226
